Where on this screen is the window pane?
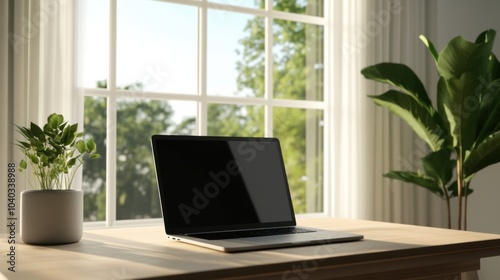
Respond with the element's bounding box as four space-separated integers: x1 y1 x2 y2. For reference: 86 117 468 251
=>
117 0 197 94
116 98 196 220
273 0 324 17
273 107 324 214
81 0 109 88
209 0 262 9
83 96 107 221
207 104 264 136
273 20 323 101
208 10 264 97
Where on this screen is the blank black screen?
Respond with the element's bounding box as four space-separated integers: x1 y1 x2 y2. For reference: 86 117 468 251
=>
151 136 295 234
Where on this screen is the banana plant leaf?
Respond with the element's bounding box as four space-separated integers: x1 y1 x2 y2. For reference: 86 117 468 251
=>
420 35 439 62
368 90 446 151
464 132 500 177
476 79 500 144
439 73 481 151
384 171 444 197
437 30 495 80
361 63 432 107
422 149 455 188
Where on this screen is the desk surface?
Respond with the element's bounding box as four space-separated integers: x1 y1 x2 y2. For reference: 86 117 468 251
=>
2 218 500 280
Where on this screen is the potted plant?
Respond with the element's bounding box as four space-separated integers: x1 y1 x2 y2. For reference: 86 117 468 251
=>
361 29 500 230
16 113 100 244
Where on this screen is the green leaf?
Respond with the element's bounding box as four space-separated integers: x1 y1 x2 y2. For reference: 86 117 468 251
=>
475 29 496 44
488 53 500 80
30 122 46 142
65 123 78 145
61 124 78 146
59 121 68 131
43 123 55 138
48 113 63 129
361 63 432 107
60 124 69 144
40 154 49 165
90 153 101 159
28 154 39 164
440 73 481 151
86 138 96 153
75 140 86 153
15 124 33 140
384 171 444 197
69 123 78 135
369 90 446 151
19 159 27 170
464 132 500 177
18 141 31 149
476 79 500 144
475 30 500 80
49 139 63 155
420 35 439 62
67 157 77 168
437 30 495 79
422 149 455 187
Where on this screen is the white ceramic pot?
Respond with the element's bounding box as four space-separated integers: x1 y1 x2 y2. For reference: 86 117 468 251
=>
21 189 83 245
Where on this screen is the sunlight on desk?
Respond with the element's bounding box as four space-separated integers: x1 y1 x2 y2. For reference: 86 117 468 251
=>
2 218 500 279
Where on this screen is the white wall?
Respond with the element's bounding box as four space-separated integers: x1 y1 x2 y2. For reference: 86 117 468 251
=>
436 0 500 278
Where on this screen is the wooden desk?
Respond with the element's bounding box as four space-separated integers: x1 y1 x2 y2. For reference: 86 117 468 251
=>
2 218 500 280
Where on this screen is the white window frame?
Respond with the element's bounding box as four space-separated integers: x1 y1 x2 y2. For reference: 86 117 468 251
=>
81 0 332 228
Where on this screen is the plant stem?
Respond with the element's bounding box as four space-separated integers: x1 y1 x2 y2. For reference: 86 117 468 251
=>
446 197 451 229
441 182 451 229
464 181 469 231
456 151 464 231
67 160 84 190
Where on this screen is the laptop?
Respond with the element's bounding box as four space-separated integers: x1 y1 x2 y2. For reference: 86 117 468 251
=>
151 135 363 253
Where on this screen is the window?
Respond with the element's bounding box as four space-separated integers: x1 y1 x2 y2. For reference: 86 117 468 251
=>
80 0 326 225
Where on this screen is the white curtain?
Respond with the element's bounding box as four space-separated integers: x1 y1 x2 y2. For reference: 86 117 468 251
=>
1 0 10 233
0 0 76 233
330 0 446 227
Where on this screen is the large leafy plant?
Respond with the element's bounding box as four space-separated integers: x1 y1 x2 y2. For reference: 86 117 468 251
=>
16 113 100 190
362 29 500 230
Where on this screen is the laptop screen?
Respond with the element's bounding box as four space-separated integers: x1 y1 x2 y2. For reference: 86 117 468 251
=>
151 135 296 234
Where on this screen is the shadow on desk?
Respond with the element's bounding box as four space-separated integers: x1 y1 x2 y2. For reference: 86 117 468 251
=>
4 219 500 279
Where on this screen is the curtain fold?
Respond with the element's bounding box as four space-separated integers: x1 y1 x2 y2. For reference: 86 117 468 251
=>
0 0 76 234
1 0 10 234
331 0 446 227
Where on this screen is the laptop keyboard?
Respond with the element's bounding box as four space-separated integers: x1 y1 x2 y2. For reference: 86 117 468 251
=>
188 227 316 240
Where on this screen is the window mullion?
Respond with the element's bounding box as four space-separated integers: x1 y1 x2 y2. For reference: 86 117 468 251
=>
106 0 118 227
197 2 207 136
264 0 273 137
